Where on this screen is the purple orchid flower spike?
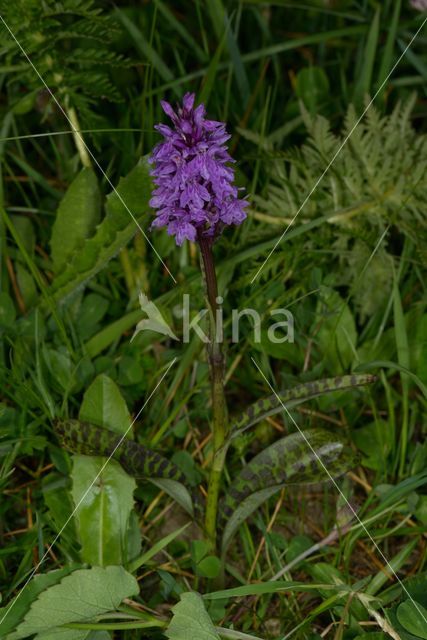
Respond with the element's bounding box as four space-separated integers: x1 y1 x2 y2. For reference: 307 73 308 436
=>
149 93 248 246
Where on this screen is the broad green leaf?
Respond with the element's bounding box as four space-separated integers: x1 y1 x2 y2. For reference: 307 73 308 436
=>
79 374 131 434
10 215 35 255
397 600 427 639
35 630 89 640
166 592 220 640
77 293 109 339
73 376 137 565
0 292 16 327
49 159 152 304
221 429 356 552
51 167 101 273
9 566 138 639
71 456 136 566
352 420 393 471
15 263 37 307
42 473 77 539
190 541 221 578
43 347 75 393
54 420 195 519
196 556 221 579
0 567 76 638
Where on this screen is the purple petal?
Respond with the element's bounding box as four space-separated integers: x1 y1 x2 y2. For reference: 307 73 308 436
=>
182 92 195 111
161 100 177 120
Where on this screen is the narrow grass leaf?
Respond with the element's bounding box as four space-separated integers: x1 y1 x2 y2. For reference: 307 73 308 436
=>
353 8 380 106
129 523 190 573
115 8 180 96
155 0 207 62
204 581 352 600
199 31 227 106
224 13 250 106
376 0 401 98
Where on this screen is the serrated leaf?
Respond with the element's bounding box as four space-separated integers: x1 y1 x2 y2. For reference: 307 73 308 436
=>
0 567 77 638
49 159 152 304
221 429 356 552
9 566 138 639
165 592 220 640
51 167 101 273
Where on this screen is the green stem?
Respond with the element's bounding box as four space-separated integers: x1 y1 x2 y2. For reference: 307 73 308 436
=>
198 234 227 549
64 621 165 630
67 105 92 168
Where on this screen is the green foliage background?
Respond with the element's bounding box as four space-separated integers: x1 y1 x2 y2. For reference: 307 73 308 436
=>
0 0 426 638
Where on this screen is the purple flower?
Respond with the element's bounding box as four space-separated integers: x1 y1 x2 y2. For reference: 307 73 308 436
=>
149 93 248 245
410 0 427 9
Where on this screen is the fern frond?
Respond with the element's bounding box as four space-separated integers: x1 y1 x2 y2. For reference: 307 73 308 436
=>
0 0 131 120
256 97 427 317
